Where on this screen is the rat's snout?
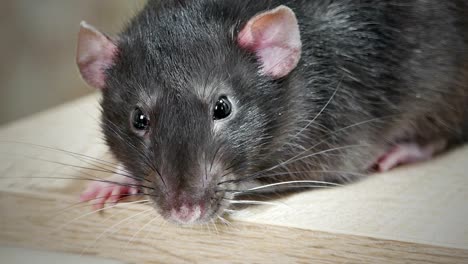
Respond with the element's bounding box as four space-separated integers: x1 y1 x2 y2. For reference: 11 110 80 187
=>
168 192 207 224
170 203 203 224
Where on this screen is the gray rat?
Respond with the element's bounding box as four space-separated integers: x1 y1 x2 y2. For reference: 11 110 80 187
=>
77 0 468 224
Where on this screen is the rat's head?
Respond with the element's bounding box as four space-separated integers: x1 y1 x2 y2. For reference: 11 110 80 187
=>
76 5 301 224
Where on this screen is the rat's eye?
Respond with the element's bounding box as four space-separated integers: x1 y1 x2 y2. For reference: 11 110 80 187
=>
132 108 150 132
213 96 232 120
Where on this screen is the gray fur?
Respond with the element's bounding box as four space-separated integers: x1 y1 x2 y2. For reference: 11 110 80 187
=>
98 0 468 222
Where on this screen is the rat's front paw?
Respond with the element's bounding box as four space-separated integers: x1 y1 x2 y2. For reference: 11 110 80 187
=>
79 174 139 210
375 140 446 172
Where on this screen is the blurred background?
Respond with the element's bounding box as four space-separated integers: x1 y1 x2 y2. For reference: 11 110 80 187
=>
0 2 146 263
0 0 147 125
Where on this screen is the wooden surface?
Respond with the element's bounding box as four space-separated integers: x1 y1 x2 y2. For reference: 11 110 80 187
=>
0 93 467 263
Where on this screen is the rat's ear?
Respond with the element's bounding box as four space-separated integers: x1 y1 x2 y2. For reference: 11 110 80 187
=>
237 6 302 79
76 21 117 89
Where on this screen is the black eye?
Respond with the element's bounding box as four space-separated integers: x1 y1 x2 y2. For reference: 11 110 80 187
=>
132 108 150 132
213 96 232 120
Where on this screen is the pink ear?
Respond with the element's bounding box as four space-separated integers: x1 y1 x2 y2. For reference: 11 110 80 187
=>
76 21 117 89
238 6 302 79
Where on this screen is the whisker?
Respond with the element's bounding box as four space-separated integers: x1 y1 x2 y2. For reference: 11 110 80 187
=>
103 121 162 183
149 216 169 250
276 144 368 170
80 208 154 256
249 170 367 181
218 144 368 185
0 175 157 191
224 198 288 208
293 76 342 139
216 215 231 227
243 180 342 192
0 142 144 185
219 171 234 180
211 219 219 235
0 140 122 169
124 213 160 252
219 115 394 186
53 200 150 234
1 152 142 182
52 194 148 220
205 222 212 235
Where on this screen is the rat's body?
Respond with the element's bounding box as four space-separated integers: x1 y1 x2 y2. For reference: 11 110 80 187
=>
77 0 468 224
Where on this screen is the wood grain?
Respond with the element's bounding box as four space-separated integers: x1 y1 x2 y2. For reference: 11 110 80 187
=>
1 191 467 264
0 93 467 263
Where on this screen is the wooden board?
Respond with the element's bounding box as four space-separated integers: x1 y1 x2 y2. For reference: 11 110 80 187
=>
0 93 467 263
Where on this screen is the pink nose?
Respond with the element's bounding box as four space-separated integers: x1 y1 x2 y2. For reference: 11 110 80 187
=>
170 204 203 224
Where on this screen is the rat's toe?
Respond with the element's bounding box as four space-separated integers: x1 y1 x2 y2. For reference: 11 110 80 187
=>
92 188 113 210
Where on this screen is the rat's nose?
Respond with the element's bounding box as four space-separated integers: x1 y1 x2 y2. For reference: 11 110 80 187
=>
170 203 205 224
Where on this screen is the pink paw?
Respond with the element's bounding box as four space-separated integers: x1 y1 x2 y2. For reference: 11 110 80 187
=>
79 175 139 210
375 141 446 172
